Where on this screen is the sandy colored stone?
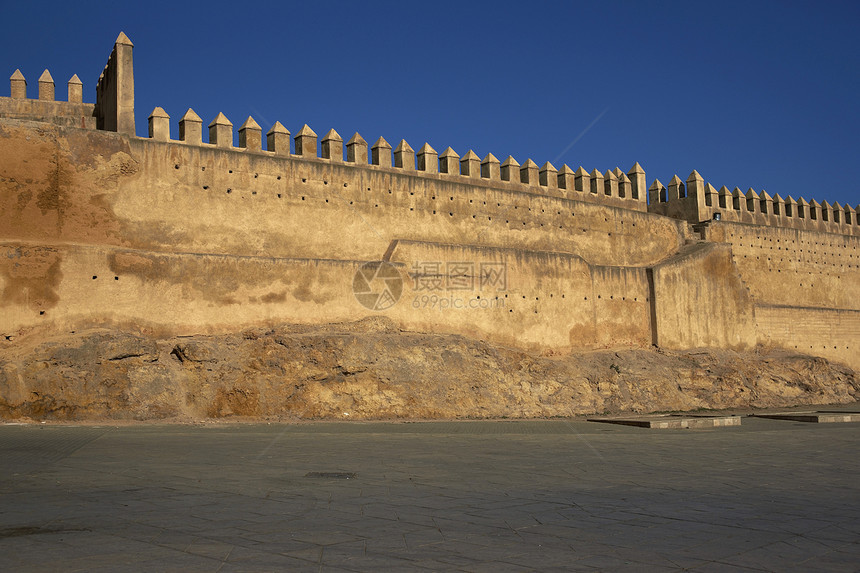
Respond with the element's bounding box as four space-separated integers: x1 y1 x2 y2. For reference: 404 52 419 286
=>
0 318 856 422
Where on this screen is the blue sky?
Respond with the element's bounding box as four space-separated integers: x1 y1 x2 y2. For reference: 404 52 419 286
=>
2 1 858 209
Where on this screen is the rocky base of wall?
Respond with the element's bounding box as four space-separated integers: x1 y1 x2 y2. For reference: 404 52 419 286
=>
1 317 857 422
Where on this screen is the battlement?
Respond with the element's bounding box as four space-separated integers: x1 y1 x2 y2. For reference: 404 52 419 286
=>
2 31 855 237
648 171 859 237
0 67 95 129
143 105 650 212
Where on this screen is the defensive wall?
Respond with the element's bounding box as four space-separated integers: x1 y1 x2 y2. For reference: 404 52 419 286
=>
1 33 858 371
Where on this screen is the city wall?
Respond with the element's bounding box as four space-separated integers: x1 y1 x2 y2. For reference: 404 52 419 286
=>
1 33 857 371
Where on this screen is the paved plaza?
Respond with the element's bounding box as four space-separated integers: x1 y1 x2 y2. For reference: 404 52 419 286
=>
1 410 859 572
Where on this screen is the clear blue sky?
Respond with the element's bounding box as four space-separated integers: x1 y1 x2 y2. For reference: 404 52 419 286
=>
2 1 858 209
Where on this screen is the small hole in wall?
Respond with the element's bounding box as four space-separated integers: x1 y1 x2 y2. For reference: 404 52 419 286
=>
201 166 206 171
343 183 347 187
229 170 233 174
277 193 282 198
114 276 118 281
203 185 209 190
39 310 45 315
277 175 281 180
226 189 232 194
323 180 328 185
252 191 257 195
302 178 307 183
301 196 305 200
92 275 97 280
174 164 179 169
255 174 258 178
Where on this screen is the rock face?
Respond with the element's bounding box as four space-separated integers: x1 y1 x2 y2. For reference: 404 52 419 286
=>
0 318 857 421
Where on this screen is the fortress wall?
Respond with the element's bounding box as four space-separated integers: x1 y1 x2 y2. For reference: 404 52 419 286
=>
2 120 856 367
648 173 859 236
0 121 138 246
704 221 860 310
0 242 370 337
0 239 651 353
0 97 95 129
0 67 96 129
755 305 860 370
125 137 683 268
0 120 688 269
706 194 860 236
386 241 652 350
651 243 757 351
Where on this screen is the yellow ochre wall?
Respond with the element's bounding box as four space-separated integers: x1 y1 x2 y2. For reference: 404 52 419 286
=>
0 117 857 369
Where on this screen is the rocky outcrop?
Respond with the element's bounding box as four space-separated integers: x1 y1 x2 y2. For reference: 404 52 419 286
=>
1 318 857 421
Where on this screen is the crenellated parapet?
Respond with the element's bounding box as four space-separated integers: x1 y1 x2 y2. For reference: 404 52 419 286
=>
141 106 649 212
0 67 95 128
3 30 855 237
648 171 859 236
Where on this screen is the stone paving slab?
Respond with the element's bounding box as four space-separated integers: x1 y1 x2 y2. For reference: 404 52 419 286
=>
587 414 741 428
752 411 860 423
1 410 859 571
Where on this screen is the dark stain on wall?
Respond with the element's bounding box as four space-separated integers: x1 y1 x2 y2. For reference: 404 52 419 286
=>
0 246 62 310
108 250 334 306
